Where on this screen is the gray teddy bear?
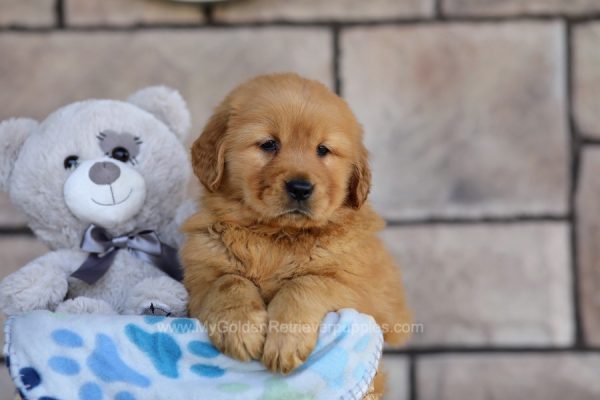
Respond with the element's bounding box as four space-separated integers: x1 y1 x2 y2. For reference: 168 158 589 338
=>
0 86 194 317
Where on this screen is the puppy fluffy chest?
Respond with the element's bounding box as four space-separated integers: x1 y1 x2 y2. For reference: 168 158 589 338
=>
220 227 330 300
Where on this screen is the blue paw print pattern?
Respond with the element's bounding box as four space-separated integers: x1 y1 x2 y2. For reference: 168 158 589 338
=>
143 315 166 325
9 310 381 400
133 317 226 380
79 382 102 400
48 330 83 378
353 335 371 353
16 368 59 400
19 367 41 391
115 391 136 400
88 334 150 387
190 363 226 378
187 340 226 379
52 329 84 348
295 311 381 392
44 328 149 399
125 324 182 379
49 356 80 375
126 320 227 386
188 341 220 359
306 347 349 389
170 318 197 334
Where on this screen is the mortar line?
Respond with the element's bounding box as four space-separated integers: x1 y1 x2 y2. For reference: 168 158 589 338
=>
385 214 568 227
203 3 215 25
0 227 33 235
566 21 585 346
4 15 600 33
384 345 600 355
581 138 600 145
409 354 418 400
55 0 65 29
434 0 444 20
0 215 569 237
332 25 342 96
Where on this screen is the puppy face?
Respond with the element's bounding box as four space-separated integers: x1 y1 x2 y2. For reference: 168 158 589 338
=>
192 74 371 227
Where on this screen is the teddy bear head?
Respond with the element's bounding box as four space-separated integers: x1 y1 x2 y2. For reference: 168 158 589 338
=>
0 86 192 249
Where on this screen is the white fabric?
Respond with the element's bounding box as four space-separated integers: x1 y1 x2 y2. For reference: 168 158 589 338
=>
4 309 382 400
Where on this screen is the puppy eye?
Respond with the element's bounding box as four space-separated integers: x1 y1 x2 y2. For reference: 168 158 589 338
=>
111 146 130 163
316 145 330 157
259 140 279 153
63 155 79 170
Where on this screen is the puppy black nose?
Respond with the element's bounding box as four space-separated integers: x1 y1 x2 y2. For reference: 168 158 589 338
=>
89 161 121 185
286 179 314 201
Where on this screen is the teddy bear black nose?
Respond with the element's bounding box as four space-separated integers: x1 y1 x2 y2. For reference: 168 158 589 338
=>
89 161 121 185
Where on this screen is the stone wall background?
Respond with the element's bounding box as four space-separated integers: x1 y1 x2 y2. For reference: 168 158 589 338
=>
1 0 600 398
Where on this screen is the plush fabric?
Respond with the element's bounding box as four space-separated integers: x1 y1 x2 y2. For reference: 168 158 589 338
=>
4 309 382 400
0 87 194 317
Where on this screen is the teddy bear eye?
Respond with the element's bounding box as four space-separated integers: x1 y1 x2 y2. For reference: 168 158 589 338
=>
63 155 79 170
111 146 130 163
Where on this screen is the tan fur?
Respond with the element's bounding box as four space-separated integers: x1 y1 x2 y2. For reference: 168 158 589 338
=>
181 74 411 391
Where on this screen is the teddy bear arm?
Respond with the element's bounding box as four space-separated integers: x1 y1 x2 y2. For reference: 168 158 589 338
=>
123 276 188 317
0 249 86 315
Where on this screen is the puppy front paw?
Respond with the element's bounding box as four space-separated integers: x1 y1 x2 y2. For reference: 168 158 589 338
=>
204 306 268 362
262 321 318 374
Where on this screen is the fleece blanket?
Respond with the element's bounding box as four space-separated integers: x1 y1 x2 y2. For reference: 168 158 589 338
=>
3 309 382 400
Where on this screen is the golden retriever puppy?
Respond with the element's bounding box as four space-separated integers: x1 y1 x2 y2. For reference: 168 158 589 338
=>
181 73 411 392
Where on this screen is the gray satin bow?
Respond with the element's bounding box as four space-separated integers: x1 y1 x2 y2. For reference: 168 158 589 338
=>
71 224 183 285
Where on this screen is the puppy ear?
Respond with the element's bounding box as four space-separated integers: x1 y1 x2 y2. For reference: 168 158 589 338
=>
127 86 191 142
191 102 229 192
346 145 371 209
0 118 38 191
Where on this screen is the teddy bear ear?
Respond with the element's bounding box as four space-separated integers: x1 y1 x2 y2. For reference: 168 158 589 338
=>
0 118 38 192
127 86 191 142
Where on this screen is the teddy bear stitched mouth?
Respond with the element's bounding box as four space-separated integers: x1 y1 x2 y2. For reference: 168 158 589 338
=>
91 187 133 207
